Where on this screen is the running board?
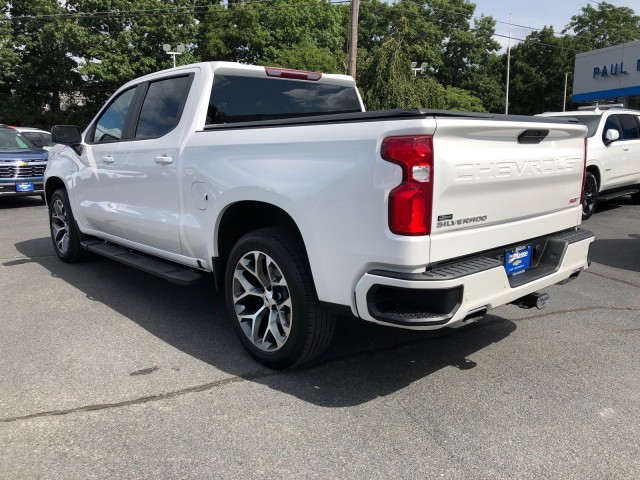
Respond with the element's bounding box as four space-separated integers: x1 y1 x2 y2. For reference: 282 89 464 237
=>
598 187 640 202
81 240 202 286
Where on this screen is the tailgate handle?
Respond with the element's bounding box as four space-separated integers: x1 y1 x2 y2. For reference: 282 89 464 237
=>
518 129 549 144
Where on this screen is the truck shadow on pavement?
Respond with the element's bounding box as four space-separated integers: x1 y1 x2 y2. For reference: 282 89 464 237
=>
0 196 46 209
588 235 640 273
14 237 516 407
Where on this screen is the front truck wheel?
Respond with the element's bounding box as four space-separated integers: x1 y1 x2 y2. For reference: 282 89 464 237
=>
49 189 90 263
225 228 336 369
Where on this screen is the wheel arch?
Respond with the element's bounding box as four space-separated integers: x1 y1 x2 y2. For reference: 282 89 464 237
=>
213 201 311 292
44 176 66 206
586 165 601 191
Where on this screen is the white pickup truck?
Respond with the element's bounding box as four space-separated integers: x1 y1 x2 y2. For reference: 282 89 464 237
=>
45 62 594 368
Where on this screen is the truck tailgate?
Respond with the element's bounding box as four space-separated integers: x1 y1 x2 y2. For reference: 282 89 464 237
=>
429 118 586 263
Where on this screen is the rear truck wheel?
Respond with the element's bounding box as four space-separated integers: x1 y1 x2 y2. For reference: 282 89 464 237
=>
49 189 89 263
225 228 335 369
582 172 598 220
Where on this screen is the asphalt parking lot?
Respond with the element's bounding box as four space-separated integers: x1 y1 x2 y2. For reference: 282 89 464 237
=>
1 196 639 479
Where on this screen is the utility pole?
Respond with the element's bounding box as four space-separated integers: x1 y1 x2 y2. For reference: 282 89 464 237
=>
348 0 360 79
563 72 568 111
505 13 512 115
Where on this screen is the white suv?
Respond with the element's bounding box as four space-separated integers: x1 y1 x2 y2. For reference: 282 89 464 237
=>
539 105 640 219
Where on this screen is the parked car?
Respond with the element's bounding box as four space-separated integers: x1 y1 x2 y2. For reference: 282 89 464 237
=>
538 105 640 219
11 126 57 151
0 125 48 198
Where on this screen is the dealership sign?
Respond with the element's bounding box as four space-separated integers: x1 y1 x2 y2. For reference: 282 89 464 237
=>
573 40 640 102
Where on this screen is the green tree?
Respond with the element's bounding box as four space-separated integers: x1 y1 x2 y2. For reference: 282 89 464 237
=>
565 2 640 51
357 31 446 111
507 27 576 115
2 0 85 127
441 15 502 112
71 0 200 118
0 5 18 90
359 0 501 111
195 0 348 73
443 86 486 112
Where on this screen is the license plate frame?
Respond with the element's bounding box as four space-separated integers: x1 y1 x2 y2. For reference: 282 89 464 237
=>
15 182 35 192
505 244 532 276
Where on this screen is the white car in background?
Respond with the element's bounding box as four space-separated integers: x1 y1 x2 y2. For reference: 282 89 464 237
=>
539 105 640 219
11 126 57 151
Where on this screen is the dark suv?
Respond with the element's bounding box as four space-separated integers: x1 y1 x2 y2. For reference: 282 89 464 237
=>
0 125 48 198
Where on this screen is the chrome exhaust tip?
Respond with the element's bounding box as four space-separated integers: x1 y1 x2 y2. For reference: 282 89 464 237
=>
513 292 549 310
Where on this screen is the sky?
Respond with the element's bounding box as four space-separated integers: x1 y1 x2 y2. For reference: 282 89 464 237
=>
470 0 636 50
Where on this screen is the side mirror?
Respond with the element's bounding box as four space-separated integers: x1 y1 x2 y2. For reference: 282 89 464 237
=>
604 129 620 146
32 140 44 148
51 125 82 145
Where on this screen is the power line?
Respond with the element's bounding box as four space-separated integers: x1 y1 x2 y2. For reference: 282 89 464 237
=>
369 0 636 51
363 2 577 52
2 0 631 51
2 0 351 22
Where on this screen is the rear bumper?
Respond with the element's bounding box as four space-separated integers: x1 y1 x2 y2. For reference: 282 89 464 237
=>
354 228 594 330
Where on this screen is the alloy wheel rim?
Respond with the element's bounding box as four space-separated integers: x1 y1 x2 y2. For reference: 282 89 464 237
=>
50 198 70 254
583 177 596 214
232 250 292 352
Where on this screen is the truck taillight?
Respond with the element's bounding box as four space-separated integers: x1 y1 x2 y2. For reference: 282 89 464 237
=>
580 136 587 206
381 135 434 236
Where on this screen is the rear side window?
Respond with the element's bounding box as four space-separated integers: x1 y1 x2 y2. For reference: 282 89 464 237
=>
618 114 640 140
135 75 191 139
207 74 361 124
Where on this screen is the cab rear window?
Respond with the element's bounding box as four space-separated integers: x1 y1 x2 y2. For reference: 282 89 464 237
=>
207 74 361 124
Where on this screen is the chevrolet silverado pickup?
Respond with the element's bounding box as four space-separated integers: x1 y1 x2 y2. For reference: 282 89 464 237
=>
45 62 594 368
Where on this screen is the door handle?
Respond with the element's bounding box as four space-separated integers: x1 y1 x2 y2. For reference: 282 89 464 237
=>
101 156 114 164
154 155 173 165
623 147 629 151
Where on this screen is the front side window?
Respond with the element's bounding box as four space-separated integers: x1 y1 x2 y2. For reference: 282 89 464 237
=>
207 74 362 124
135 76 191 139
602 115 622 143
92 87 137 143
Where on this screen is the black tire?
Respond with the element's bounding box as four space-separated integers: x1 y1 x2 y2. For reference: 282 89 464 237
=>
224 228 335 369
49 189 90 263
582 172 598 220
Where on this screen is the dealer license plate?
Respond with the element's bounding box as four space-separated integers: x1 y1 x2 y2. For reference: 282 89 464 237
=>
505 244 532 276
16 182 34 192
